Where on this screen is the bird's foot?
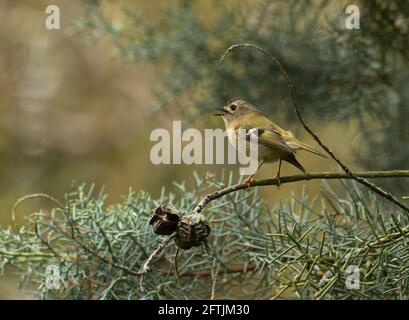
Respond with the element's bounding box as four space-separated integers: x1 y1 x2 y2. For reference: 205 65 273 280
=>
274 174 281 188
242 176 254 191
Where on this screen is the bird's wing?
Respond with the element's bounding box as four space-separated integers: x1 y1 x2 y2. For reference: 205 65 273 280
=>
245 127 295 154
234 114 326 157
232 115 294 153
259 116 326 158
281 130 327 158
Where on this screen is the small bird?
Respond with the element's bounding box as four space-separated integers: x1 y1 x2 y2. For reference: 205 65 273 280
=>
214 100 326 186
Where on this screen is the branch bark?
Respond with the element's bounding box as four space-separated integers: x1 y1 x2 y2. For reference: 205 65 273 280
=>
193 170 409 214
139 234 175 291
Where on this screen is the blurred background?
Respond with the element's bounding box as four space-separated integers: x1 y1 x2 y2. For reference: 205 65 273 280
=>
0 0 407 298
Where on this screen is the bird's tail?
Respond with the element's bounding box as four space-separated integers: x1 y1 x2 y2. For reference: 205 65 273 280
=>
286 131 327 158
283 153 306 173
296 141 327 158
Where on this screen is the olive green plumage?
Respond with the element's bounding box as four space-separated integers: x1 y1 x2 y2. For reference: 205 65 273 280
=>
215 100 326 182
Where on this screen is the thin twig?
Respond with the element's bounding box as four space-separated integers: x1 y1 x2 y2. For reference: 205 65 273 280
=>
0 250 55 258
211 260 220 300
95 219 117 263
34 221 60 258
193 170 409 214
12 193 64 221
220 43 409 213
139 234 176 275
174 246 180 278
139 234 175 292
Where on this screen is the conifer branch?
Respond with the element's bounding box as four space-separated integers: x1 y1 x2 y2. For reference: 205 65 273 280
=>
193 170 409 214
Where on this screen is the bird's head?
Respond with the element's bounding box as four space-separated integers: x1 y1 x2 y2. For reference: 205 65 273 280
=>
214 100 261 125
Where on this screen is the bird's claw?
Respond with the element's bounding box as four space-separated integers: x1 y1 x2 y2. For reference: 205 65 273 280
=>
274 175 281 188
242 176 253 191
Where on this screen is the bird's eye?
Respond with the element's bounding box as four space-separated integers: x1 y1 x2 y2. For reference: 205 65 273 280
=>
230 104 237 111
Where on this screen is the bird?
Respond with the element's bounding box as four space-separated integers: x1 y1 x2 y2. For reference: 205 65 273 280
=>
214 100 326 187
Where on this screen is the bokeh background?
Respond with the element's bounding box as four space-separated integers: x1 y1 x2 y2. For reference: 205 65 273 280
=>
0 0 407 298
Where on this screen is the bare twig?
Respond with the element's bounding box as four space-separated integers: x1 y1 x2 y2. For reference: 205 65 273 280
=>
193 170 409 214
12 193 64 221
220 43 409 213
0 250 55 258
95 219 117 263
174 246 180 278
139 234 176 275
139 234 175 292
211 260 220 300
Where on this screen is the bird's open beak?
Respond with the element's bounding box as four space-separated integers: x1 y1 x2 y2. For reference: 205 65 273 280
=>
213 107 227 116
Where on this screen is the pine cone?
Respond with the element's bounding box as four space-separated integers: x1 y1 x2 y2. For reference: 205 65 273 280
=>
149 203 180 235
175 214 211 249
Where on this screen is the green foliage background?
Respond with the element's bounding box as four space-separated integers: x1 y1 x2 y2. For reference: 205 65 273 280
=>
76 0 408 180
0 0 408 299
2 175 409 299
